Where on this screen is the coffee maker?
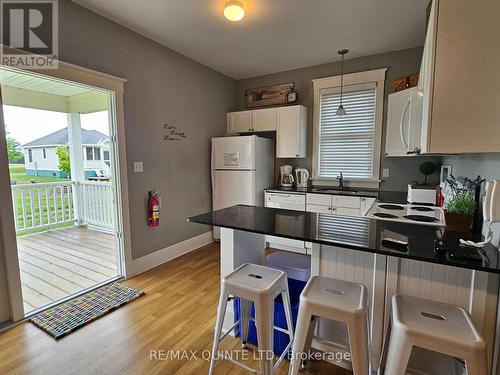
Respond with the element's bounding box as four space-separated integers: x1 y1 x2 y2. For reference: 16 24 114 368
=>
280 165 294 187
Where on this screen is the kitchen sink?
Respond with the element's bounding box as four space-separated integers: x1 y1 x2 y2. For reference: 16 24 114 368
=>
312 188 358 195
311 187 379 198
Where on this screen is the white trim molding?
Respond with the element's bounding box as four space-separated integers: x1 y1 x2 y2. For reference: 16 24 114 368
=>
311 68 387 188
132 231 214 276
0 55 130 322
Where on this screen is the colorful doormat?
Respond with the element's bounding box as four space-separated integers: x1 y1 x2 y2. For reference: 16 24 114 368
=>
30 282 145 339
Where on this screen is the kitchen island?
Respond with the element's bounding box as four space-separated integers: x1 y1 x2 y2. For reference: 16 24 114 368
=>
189 205 500 374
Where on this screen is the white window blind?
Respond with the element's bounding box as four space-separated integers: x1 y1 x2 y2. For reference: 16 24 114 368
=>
318 87 377 179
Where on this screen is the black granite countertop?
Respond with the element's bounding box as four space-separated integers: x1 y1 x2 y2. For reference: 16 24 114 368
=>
265 186 408 204
189 205 500 274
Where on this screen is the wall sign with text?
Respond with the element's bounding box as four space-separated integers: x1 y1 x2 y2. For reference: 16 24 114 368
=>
162 123 187 142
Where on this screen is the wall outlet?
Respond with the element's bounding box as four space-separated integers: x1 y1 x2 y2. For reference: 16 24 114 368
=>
382 168 390 178
134 161 144 172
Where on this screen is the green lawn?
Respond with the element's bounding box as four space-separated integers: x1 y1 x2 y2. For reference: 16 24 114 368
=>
9 164 74 236
9 164 68 184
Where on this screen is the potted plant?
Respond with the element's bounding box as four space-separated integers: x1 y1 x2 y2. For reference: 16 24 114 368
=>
443 176 483 232
419 161 436 185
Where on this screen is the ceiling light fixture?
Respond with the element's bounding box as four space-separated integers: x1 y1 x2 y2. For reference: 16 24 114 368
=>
336 49 349 116
224 2 245 22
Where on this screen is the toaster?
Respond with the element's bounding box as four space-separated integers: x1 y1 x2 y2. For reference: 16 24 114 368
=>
407 184 437 205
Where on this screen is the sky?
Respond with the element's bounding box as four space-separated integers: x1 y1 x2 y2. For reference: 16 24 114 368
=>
3 106 110 146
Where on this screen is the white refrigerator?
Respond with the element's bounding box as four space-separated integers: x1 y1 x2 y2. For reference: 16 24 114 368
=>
211 135 274 239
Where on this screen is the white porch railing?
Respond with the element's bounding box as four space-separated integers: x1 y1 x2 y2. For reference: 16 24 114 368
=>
79 181 114 230
11 181 114 234
11 182 74 233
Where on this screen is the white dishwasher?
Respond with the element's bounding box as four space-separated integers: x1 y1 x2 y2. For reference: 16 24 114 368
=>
265 192 308 254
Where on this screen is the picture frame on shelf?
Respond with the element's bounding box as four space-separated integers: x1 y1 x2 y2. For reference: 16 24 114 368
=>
440 165 453 184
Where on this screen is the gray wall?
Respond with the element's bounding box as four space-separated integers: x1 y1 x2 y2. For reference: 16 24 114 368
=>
442 154 500 181
233 47 441 190
59 0 234 259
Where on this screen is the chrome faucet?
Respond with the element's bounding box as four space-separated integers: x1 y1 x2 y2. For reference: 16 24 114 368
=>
337 172 344 190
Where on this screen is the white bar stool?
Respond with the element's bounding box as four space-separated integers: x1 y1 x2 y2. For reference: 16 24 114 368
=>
288 276 370 375
208 263 294 375
384 295 488 375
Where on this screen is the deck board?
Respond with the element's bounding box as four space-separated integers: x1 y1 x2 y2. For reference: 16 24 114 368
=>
17 226 119 313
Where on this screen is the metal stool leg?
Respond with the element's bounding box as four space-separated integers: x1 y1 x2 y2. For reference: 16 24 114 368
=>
464 351 488 375
208 288 229 375
288 305 312 375
346 314 370 375
281 285 294 345
301 316 317 370
255 298 275 375
240 298 252 349
384 327 412 375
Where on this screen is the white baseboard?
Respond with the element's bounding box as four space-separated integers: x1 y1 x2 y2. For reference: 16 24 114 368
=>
132 231 214 276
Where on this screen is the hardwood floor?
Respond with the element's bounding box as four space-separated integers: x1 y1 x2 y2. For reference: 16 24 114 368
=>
0 242 351 375
17 227 118 312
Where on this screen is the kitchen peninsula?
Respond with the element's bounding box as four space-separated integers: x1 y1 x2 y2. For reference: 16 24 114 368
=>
189 204 500 373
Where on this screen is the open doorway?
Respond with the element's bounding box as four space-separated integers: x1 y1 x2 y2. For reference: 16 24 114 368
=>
0 67 123 315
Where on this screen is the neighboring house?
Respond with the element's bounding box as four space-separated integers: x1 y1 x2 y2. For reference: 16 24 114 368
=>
22 128 111 179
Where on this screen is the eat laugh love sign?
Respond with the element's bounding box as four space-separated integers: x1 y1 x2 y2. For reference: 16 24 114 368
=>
162 123 187 142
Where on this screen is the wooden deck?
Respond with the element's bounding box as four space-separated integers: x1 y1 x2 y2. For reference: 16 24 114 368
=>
17 226 119 313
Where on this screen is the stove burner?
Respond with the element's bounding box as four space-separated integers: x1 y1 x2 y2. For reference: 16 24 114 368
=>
403 215 438 222
378 204 405 210
411 206 435 212
373 212 399 219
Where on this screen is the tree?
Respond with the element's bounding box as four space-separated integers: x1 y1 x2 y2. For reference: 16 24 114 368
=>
6 132 23 163
56 146 71 175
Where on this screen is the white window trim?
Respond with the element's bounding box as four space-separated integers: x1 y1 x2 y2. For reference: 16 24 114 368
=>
312 68 387 188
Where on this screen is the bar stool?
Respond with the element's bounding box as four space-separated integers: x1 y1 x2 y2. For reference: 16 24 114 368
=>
208 263 294 375
384 295 488 375
288 276 370 375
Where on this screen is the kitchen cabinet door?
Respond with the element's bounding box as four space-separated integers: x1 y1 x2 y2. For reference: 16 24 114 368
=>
252 108 277 131
333 207 360 216
420 0 500 153
227 111 252 133
276 105 307 158
306 204 332 214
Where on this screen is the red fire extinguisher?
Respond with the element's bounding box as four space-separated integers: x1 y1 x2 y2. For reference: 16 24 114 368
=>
147 191 160 227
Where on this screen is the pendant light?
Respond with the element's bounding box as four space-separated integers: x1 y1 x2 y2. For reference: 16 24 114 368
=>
336 49 349 116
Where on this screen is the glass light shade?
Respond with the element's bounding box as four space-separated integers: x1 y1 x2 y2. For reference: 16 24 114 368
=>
336 105 346 116
224 2 245 22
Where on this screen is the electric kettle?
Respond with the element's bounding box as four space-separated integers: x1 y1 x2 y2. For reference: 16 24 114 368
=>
295 168 309 188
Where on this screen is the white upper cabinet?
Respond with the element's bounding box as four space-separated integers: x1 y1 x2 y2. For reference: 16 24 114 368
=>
227 105 307 158
419 0 500 153
252 107 277 131
276 105 307 158
385 87 422 156
227 110 253 133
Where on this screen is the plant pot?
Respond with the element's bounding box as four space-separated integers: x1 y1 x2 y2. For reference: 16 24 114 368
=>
444 212 474 233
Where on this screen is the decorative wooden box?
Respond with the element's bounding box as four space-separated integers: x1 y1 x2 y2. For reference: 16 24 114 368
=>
392 73 419 93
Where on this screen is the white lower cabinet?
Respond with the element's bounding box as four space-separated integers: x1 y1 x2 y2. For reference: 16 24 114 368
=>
306 194 374 216
265 192 307 254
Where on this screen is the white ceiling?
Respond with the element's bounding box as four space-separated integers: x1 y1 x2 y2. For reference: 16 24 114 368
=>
72 0 428 79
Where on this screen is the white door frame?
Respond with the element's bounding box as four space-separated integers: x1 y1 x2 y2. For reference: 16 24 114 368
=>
0 54 132 322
